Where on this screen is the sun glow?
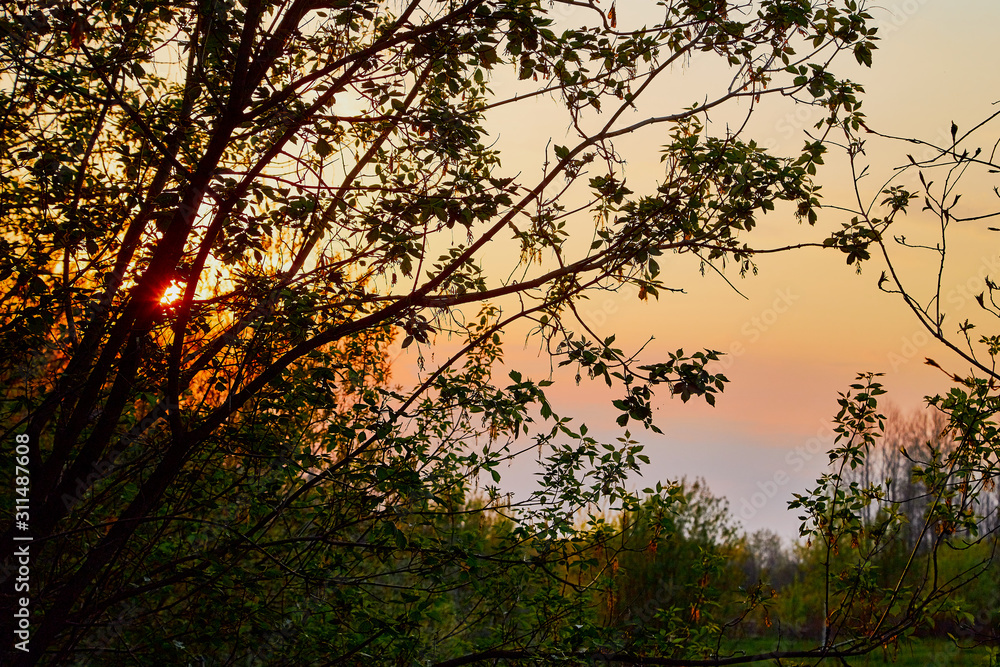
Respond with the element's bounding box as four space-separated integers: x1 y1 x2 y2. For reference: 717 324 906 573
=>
160 280 183 305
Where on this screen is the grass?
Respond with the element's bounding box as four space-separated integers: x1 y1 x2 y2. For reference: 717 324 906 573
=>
718 637 998 666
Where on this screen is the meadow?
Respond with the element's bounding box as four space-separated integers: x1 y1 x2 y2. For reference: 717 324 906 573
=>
721 638 998 666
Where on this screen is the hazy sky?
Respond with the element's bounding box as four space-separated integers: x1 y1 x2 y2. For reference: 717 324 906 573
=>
392 0 1000 540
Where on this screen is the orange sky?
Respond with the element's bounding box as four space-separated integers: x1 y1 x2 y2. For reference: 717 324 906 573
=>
388 0 1000 539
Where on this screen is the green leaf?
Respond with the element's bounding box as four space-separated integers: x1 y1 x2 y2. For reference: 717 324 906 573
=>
314 138 333 157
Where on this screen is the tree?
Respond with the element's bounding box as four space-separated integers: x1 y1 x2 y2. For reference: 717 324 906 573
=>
3 0 956 663
813 107 1000 647
599 479 744 640
820 404 956 563
794 370 1000 643
761 402 997 641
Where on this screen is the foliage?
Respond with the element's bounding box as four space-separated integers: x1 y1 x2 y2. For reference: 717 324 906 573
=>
779 387 1000 650
1 0 994 665
823 106 1000 642
597 479 745 657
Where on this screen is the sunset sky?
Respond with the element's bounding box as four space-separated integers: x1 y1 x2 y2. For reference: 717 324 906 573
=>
387 0 1000 539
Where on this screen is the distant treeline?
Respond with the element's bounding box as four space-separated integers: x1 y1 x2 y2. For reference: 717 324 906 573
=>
599 407 1000 649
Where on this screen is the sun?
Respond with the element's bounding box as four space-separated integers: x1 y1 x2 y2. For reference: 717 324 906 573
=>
160 280 183 305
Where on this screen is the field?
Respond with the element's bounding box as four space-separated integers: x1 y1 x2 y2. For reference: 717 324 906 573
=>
719 638 998 666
